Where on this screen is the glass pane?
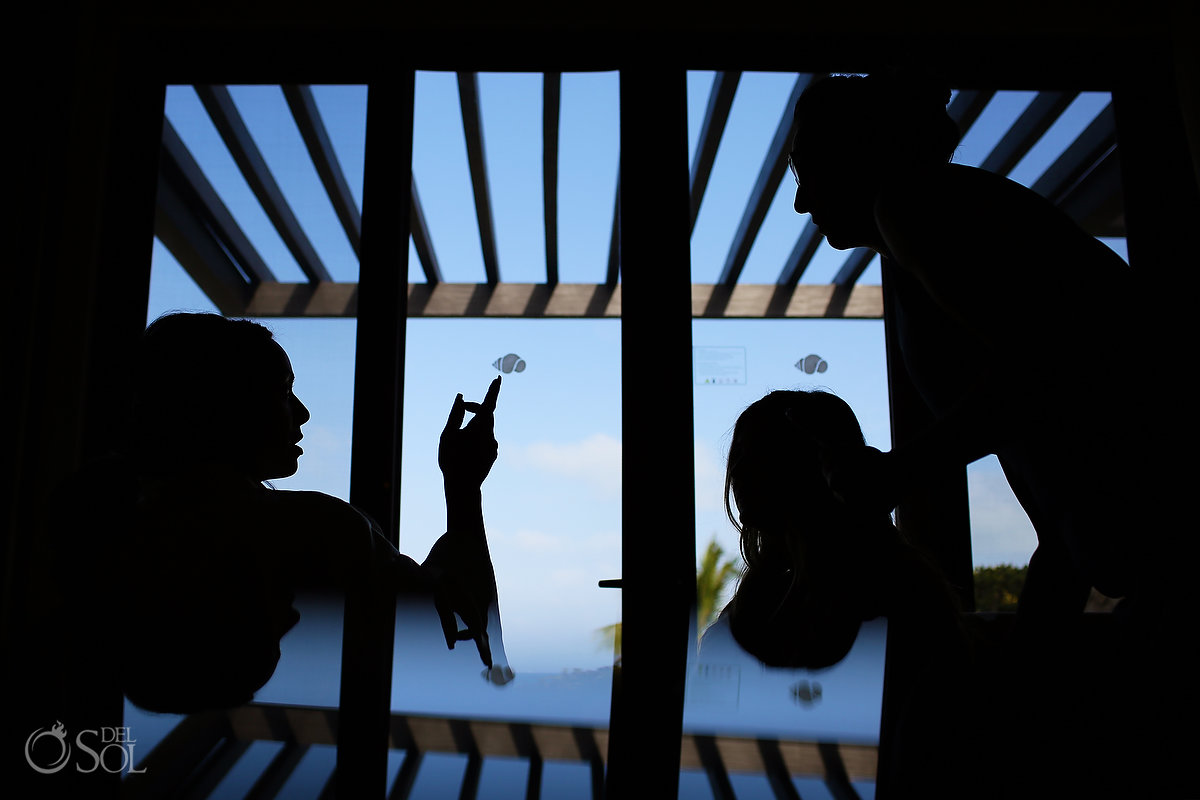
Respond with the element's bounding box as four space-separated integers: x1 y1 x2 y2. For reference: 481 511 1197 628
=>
386 73 622 799
687 319 891 795
394 318 621 724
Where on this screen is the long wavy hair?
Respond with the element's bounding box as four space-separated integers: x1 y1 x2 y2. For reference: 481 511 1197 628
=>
722 390 892 668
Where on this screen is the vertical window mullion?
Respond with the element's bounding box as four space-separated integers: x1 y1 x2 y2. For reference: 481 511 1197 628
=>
606 66 694 799
339 71 415 798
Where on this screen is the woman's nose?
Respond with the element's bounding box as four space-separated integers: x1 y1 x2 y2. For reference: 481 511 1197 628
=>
293 394 311 425
793 186 809 215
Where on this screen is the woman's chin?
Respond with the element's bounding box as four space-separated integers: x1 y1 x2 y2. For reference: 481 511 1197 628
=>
262 460 300 482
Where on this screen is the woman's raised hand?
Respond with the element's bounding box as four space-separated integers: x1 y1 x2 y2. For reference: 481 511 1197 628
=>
438 376 501 490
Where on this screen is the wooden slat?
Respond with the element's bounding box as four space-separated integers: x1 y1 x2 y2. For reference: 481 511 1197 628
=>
155 165 254 316
979 90 1078 176
947 88 996 133
388 749 423 800
283 83 363 258
1054 142 1124 236
244 741 310 800
605 174 620 287
690 70 741 230
758 739 802 800
1031 102 1116 204
409 178 444 284
195 84 332 283
818 741 861 800
714 73 815 289
544 71 561 285
159 118 276 285
777 220 823 287
525 755 543 800
459 751 483 800
122 711 232 800
458 71 501 284
696 735 736 800
180 738 252 800
831 248 877 288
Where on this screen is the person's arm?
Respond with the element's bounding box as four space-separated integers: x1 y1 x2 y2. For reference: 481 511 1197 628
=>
820 168 1092 511
422 377 510 676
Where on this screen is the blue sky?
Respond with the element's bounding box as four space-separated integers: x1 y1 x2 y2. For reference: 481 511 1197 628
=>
133 72 1125 769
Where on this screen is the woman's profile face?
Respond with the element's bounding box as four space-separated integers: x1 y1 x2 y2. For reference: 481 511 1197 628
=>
789 124 884 252
245 341 310 481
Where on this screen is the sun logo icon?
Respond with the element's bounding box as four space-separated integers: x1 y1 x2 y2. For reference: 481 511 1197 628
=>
794 354 828 375
492 354 526 374
25 721 71 774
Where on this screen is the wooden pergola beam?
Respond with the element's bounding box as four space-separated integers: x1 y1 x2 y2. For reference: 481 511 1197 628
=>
242 281 888 318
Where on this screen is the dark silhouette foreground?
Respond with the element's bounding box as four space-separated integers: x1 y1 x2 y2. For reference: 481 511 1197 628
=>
39 312 509 715
716 70 1193 797
787 71 1177 630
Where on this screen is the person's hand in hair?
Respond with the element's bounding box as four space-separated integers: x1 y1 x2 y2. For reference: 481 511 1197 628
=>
817 443 900 516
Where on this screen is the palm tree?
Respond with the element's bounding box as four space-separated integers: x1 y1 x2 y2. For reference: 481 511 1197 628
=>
595 621 622 665
696 535 740 634
596 535 741 661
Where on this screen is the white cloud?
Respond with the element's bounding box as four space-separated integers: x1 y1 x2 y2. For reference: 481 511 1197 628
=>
549 567 589 588
515 433 622 499
512 529 565 552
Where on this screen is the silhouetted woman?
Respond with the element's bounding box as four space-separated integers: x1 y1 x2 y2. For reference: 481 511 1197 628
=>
75 312 505 713
722 389 1005 796
786 72 1174 630
784 73 1190 796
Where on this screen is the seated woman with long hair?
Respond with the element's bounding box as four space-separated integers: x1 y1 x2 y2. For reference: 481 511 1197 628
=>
722 389 965 670
720 388 1174 796
721 389 1004 795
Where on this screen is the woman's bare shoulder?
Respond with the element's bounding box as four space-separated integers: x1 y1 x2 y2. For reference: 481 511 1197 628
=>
262 489 372 531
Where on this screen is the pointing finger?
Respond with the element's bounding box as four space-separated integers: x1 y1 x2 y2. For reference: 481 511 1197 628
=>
481 376 501 414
